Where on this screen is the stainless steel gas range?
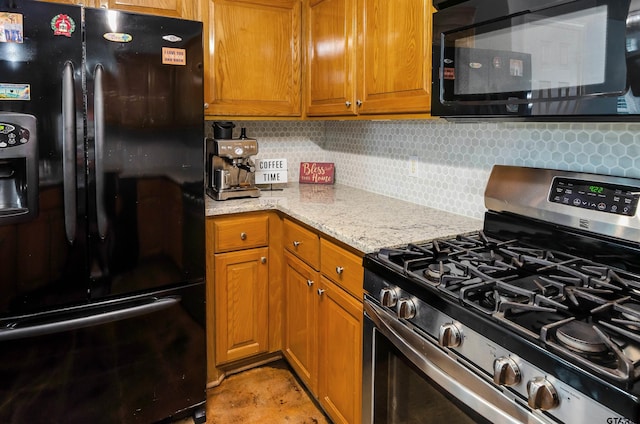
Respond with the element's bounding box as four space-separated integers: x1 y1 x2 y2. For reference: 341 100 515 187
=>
363 165 640 424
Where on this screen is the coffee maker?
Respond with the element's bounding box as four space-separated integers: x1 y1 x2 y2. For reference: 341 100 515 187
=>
206 123 260 201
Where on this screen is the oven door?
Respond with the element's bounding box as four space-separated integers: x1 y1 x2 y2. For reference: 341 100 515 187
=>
362 298 549 424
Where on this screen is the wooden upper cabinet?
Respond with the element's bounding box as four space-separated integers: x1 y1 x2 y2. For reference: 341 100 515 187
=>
96 0 201 19
204 0 302 117
306 0 357 116
306 0 433 117
357 0 433 115
38 0 90 4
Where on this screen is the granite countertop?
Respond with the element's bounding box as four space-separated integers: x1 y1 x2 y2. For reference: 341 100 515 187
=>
205 183 482 253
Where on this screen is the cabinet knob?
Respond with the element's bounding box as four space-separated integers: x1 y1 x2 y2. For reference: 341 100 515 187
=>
356 99 362 107
335 266 344 275
240 232 247 240
317 288 325 296
345 101 352 108
306 279 314 287
261 257 267 264
293 241 301 248
204 103 209 109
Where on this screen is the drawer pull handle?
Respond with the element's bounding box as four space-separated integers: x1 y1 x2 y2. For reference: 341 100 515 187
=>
240 232 247 240
336 266 344 275
317 289 325 296
307 279 314 287
293 241 301 248
261 257 267 264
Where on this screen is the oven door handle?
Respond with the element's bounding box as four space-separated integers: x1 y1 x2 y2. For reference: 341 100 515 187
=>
364 299 547 424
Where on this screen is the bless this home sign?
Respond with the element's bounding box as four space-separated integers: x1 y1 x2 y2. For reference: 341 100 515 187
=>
299 162 335 184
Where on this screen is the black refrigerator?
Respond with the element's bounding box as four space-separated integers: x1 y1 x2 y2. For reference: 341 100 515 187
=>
0 1 206 423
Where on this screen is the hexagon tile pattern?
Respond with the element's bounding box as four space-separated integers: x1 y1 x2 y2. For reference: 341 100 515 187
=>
205 119 640 220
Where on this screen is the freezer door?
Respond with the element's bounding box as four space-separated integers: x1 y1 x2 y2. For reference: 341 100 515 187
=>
0 1 88 316
83 9 205 300
0 282 206 423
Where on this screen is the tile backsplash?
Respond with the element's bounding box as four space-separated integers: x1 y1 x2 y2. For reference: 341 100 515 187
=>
205 119 640 220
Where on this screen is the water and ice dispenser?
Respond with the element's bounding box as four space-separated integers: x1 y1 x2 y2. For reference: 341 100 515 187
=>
0 113 38 225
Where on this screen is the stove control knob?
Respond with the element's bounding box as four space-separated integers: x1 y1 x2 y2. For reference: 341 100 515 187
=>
527 377 559 411
493 357 521 387
397 298 416 319
438 323 462 348
380 288 398 308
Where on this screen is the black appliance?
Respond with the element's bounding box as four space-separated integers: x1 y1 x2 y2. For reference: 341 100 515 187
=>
0 1 206 423
363 165 640 423
431 0 640 120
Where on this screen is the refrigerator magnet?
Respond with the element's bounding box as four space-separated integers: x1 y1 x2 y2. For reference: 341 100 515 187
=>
103 33 132 43
162 47 186 65
0 12 24 43
51 14 75 38
0 83 30 101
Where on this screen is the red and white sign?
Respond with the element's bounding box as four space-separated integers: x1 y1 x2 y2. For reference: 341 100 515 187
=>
299 162 334 184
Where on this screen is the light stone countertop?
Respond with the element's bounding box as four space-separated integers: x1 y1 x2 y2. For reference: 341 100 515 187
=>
205 183 482 253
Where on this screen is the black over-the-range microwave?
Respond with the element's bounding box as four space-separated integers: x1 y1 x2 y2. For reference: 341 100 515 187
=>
432 0 640 120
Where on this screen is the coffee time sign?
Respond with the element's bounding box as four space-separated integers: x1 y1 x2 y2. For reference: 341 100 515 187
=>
256 158 288 184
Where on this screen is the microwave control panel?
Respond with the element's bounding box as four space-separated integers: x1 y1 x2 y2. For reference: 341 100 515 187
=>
549 177 640 216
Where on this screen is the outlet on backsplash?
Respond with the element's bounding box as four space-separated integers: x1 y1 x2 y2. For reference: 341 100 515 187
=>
408 155 419 178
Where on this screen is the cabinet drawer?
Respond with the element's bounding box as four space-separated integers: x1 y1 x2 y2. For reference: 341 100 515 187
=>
320 239 363 299
284 219 320 269
213 215 269 253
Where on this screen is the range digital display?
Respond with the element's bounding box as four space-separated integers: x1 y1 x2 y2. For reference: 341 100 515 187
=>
549 177 640 216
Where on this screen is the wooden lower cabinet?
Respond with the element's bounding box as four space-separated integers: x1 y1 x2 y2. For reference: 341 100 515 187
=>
205 212 283 387
214 247 269 364
318 276 363 424
283 218 363 424
283 250 319 392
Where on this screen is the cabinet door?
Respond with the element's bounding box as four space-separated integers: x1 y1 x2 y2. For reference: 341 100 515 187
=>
283 251 319 392
318 277 363 424
214 247 269 364
357 0 432 115
205 0 302 116
305 0 357 116
38 0 92 4
96 0 201 19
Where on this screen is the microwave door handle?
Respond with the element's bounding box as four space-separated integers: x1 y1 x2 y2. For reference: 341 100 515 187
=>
93 64 107 240
62 61 77 244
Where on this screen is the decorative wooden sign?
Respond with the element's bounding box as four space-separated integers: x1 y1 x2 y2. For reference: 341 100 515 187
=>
299 162 335 184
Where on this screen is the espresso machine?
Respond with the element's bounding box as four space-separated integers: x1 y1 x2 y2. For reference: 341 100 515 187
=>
206 125 260 201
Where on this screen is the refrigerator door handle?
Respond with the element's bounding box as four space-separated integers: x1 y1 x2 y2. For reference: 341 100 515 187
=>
62 61 77 244
0 296 180 341
93 64 108 240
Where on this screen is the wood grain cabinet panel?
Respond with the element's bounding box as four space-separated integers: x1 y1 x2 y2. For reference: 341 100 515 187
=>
318 276 363 424
213 214 269 253
320 237 363 299
306 0 434 116
282 218 364 424
305 0 357 116
283 218 320 269
283 250 319 393
214 247 269 364
97 0 201 19
204 0 302 117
